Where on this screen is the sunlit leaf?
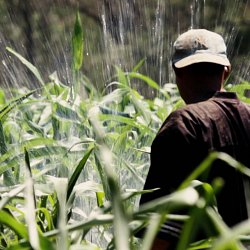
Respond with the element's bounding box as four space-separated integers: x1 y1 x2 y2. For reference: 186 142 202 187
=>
0 210 29 239
127 72 160 90
72 11 83 71
6 47 44 85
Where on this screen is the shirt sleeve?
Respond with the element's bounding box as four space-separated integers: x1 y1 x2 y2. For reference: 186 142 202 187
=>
138 111 206 240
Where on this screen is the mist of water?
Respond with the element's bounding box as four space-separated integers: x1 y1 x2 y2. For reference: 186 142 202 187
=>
0 0 249 96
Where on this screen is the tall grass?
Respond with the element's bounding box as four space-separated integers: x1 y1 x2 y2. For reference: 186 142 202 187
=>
0 12 250 250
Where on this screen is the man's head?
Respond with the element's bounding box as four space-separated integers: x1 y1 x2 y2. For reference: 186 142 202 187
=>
171 29 231 104
172 29 231 68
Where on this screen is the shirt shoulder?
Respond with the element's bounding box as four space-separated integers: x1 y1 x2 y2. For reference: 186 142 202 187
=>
157 106 201 143
158 93 250 148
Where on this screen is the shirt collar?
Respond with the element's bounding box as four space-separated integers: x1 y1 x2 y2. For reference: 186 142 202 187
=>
213 91 238 99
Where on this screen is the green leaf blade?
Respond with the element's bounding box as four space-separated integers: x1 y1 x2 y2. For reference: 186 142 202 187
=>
67 145 94 201
72 12 84 71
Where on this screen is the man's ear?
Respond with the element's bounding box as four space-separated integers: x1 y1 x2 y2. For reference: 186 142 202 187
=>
223 66 231 80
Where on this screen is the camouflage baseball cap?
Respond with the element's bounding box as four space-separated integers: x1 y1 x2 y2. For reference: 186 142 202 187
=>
172 29 231 68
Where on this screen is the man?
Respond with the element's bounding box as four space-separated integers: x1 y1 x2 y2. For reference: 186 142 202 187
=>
138 29 250 249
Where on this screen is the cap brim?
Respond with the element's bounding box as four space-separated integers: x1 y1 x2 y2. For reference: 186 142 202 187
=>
174 53 231 68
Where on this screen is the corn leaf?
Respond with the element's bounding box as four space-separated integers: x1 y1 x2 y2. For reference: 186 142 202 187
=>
6 47 44 85
0 210 29 239
127 72 160 90
67 145 94 201
72 11 83 71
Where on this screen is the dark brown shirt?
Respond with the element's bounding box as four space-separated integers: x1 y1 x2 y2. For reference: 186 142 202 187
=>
140 91 250 239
